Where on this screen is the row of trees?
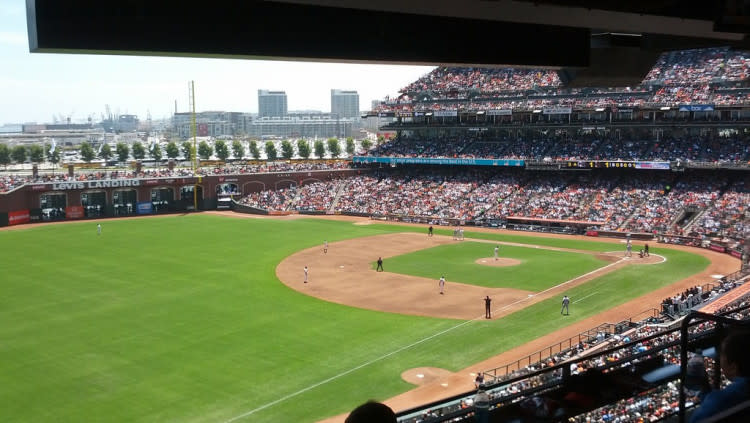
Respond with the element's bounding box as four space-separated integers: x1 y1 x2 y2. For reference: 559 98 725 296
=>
0 137 373 166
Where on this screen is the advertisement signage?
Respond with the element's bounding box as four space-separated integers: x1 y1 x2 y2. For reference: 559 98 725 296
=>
352 156 524 167
487 109 512 116
434 110 458 117
543 107 572 115
50 179 142 190
8 209 30 226
709 244 726 253
635 161 671 170
29 208 42 222
678 104 714 112
136 202 153 215
197 123 209 136
66 206 84 219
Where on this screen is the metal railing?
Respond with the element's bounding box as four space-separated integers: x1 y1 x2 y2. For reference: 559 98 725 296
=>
483 308 660 382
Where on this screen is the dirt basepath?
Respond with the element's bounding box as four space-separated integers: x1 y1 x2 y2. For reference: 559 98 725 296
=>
276 232 664 320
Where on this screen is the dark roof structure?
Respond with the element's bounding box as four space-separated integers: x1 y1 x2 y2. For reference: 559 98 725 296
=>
25 0 750 86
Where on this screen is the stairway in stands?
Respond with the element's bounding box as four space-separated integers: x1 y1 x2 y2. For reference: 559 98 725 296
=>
328 180 348 212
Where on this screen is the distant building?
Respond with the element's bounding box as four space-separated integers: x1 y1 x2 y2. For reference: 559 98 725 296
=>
173 111 253 139
0 124 23 134
101 114 140 133
247 113 352 139
331 89 360 119
258 90 288 118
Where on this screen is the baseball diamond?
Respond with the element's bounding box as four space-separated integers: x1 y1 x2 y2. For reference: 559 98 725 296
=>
0 213 739 423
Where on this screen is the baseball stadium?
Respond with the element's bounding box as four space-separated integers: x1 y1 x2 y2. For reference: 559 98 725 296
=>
4 3 750 423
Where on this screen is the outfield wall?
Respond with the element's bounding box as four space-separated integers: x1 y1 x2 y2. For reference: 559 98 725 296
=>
0 168 366 225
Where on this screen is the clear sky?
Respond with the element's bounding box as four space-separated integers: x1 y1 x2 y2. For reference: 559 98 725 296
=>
0 0 433 125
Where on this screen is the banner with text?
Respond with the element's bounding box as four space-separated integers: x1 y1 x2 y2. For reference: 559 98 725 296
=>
136 202 153 215
66 206 85 219
8 209 30 226
352 156 524 167
543 107 572 115
486 109 513 116
678 104 714 112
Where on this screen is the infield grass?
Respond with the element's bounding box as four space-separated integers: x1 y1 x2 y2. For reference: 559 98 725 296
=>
383 241 608 290
0 215 711 423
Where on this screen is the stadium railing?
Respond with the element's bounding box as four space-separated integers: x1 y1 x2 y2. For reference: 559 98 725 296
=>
396 303 750 423
483 308 661 383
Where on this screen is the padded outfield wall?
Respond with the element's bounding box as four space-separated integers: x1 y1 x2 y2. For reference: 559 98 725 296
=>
0 168 367 226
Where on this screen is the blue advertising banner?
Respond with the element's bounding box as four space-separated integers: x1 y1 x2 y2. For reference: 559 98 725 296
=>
352 156 524 167
678 104 714 112
136 201 153 215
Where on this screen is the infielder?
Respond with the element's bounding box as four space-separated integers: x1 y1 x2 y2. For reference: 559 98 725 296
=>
438 275 445 294
494 245 499 261
561 295 570 315
304 266 308 283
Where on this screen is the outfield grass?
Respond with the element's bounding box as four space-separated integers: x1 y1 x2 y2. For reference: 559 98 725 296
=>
0 216 710 422
384 241 608 290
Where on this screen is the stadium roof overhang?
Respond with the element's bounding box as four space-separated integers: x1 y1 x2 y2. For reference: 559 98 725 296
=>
25 0 750 86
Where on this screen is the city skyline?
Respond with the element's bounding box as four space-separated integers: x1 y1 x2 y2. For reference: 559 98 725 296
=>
0 0 433 125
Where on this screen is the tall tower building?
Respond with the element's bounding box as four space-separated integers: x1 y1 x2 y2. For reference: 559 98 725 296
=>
331 89 360 119
258 90 288 118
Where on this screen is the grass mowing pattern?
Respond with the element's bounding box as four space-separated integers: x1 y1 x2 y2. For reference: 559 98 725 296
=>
0 216 710 422
384 241 608 290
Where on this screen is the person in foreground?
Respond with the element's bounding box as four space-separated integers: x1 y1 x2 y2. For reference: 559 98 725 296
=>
689 330 750 423
345 401 397 423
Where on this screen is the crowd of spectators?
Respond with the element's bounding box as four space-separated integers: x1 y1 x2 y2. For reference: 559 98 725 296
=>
365 133 750 164
691 179 749 242
238 187 295 211
376 48 750 115
643 47 750 85
623 176 725 234
237 169 745 247
399 67 562 96
294 180 344 212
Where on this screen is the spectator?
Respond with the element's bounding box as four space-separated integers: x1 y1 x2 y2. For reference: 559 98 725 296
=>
689 330 750 423
345 401 397 423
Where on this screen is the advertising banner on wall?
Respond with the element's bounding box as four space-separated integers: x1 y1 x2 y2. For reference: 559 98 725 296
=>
678 104 714 112
542 107 572 115
136 202 153 215
486 109 512 116
8 209 30 226
66 206 84 219
29 208 43 223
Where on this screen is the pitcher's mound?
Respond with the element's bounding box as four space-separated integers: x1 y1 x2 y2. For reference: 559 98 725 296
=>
401 367 453 386
475 257 522 267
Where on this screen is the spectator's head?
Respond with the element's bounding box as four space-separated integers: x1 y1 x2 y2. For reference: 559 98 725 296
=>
720 330 750 379
345 401 396 423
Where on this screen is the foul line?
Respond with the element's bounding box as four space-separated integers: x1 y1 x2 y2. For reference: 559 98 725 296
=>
224 257 626 422
573 291 599 304
222 319 478 423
